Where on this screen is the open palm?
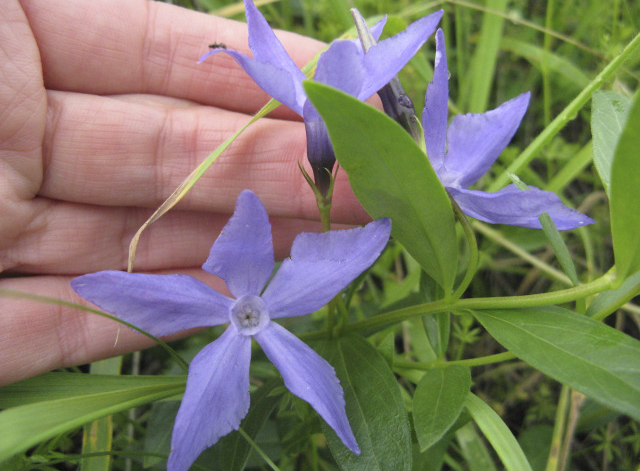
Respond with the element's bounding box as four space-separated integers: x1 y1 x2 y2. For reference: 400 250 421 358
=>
0 0 366 386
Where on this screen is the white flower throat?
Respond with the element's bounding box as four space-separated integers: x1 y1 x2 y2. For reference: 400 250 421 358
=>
230 295 270 336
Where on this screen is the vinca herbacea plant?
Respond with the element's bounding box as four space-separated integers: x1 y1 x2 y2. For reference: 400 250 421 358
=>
1 1 639 471
71 190 391 471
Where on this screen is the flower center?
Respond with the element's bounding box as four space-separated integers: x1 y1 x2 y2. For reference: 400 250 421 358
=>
229 295 270 335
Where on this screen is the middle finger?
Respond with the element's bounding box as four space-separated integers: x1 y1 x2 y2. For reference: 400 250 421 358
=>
40 90 368 224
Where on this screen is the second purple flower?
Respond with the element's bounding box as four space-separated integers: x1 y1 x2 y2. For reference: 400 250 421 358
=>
200 0 443 195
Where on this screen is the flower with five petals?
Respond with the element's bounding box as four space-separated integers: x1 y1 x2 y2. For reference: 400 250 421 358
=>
72 190 391 471
423 29 595 229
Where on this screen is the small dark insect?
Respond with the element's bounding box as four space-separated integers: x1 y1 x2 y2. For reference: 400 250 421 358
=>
208 43 227 49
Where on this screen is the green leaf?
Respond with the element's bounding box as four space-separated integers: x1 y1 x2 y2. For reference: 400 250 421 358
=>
591 90 631 195
81 357 123 471
315 334 412 471
609 90 640 284
465 0 508 113
538 213 579 285
0 380 184 463
419 271 450 359
303 81 457 292
0 372 185 408
143 401 180 469
413 366 471 451
501 38 590 92
472 307 640 420
421 312 450 360
465 394 533 471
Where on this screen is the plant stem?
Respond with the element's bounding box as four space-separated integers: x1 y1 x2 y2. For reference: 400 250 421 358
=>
319 199 332 233
239 427 282 471
558 390 585 471
335 271 613 335
394 351 516 371
545 385 570 471
450 197 479 300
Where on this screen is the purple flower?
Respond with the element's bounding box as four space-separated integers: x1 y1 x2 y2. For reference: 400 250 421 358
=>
71 190 391 471
200 0 442 194
423 29 595 230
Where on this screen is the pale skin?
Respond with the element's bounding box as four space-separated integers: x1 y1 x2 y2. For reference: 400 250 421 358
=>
0 0 369 386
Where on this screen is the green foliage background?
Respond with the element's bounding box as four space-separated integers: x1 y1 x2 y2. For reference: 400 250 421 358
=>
1 1 639 470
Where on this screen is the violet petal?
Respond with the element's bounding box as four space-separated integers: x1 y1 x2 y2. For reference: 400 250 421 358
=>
423 28 448 173
202 190 275 298
359 10 443 100
313 41 366 97
255 322 360 453
168 328 252 471
199 48 305 115
444 92 530 189
262 219 391 318
71 271 232 336
448 185 596 229
243 0 306 84
367 16 387 42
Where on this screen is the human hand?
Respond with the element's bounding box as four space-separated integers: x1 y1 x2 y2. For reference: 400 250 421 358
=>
0 0 368 386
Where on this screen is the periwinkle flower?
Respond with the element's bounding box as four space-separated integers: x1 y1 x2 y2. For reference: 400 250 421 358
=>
199 0 443 195
72 190 391 471
423 29 595 229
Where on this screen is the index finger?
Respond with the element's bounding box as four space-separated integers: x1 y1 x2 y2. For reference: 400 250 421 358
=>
21 0 325 115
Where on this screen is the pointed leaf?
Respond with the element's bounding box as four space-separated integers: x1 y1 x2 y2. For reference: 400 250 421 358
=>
609 90 640 284
315 334 412 471
0 381 184 463
465 0 508 112
538 213 579 285
413 366 471 451
465 394 533 471
591 90 631 195
0 373 185 408
472 307 640 420
501 38 590 92
303 81 457 292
